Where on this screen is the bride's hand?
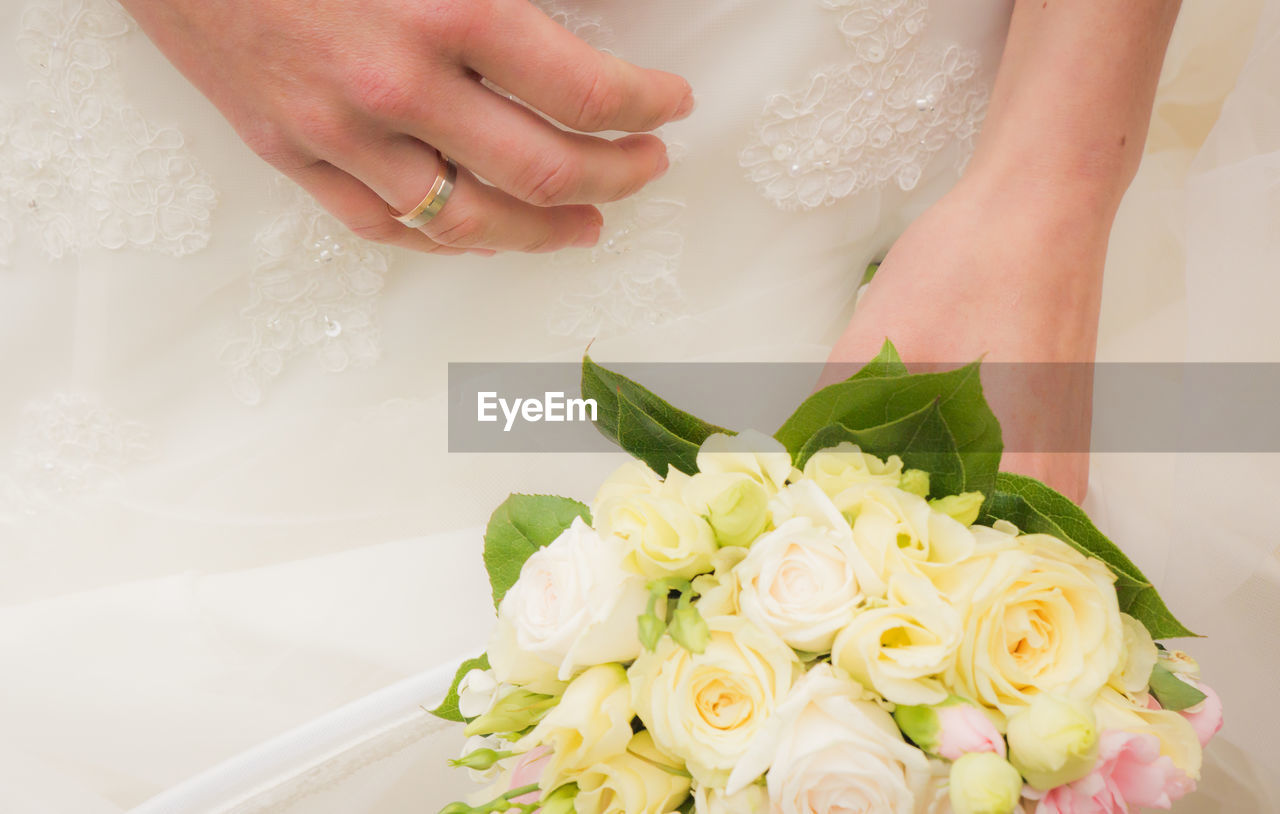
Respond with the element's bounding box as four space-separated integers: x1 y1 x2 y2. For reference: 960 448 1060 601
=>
120 0 692 255
825 173 1109 504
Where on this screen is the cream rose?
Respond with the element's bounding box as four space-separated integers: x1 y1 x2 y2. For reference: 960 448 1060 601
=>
737 516 884 652
595 468 718 579
945 534 1124 713
769 478 853 532
848 485 976 586
683 470 771 548
629 615 799 787
831 573 962 706
575 731 692 814
696 430 792 492
1111 613 1159 694
802 442 904 498
693 783 769 814
488 519 649 687
727 665 930 812
516 663 635 787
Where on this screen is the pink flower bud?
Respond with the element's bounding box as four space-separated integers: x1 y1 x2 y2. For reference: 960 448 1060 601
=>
1179 680 1224 748
936 703 1006 760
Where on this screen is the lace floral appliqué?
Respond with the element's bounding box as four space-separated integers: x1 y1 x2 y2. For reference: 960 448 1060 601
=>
1 392 152 513
548 194 686 339
219 182 393 406
741 0 988 210
0 0 216 263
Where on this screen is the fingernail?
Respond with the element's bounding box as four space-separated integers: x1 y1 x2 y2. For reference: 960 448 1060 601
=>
574 219 602 248
673 91 695 121
653 150 670 179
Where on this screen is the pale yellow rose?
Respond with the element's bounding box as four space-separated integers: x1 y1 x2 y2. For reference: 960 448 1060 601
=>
1093 686 1203 779
683 471 771 548
802 442 905 498
945 534 1124 713
1111 613 1159 694
949 752 1023 814
575 731 692 814
1006 694 1099 790
593 460 666 509
629 615 799 787
595 483 718 580
693 783 769 814
690 547 750 618
696 431 792 492
769 478 853 532
831 573 962 706
516 664 635 787
848 485 976 587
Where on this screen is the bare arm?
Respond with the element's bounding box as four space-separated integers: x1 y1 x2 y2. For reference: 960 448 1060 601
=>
827 0 1182 501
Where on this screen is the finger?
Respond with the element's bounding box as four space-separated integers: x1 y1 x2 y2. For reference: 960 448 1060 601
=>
327 135 603 252
389 78 669 206
287 160 473 255
464 0 693 133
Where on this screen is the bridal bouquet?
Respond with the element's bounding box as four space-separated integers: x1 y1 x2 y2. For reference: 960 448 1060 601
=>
431 344 1222 814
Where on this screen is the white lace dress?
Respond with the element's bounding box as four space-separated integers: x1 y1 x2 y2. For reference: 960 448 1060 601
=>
0 0 1277 811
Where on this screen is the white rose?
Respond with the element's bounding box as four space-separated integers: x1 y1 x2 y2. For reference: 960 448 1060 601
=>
737 516 883 652
727 664 930 812
488 518 649 686
630 615 799 787
803 442 904 498
457 668 503 720
831 573 962 706
945 534 1124 713
696 430 792 492
849 485 976 585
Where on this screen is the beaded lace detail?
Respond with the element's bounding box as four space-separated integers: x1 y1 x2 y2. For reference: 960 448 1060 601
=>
219 182 393 406
741 0 988 210
0 0 217 263
0 392 152 514
548 192 687 339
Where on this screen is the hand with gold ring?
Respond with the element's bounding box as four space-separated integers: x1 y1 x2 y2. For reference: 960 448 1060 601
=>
120 0 693 255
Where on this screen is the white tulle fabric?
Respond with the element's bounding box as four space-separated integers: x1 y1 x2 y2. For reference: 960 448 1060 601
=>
0 0 1277 811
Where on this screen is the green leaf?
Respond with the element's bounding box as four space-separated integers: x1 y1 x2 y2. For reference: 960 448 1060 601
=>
429 653 490 723
778 360 1001 498
794 401 966 497
846 338 908 381
484 494 590 609
582 355 732 475
980 472 1197 639
1148 663 1208 711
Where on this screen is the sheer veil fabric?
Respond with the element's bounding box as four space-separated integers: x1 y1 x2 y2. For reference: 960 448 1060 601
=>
0 0 1276 811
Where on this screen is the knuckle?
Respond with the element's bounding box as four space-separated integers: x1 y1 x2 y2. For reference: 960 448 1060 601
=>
238 121 303 169
349 217 403 244
515 153 584 206
428 205 488 247
348 67 418 122
572 65 626 131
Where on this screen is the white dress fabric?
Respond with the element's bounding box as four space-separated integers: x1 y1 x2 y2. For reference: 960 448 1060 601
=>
0 0 1276 811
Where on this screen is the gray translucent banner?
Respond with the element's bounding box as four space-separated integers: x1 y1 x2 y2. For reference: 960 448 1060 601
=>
448 363 1280 453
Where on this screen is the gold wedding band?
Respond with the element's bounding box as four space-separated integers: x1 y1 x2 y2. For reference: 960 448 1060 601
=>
389 151 458 229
